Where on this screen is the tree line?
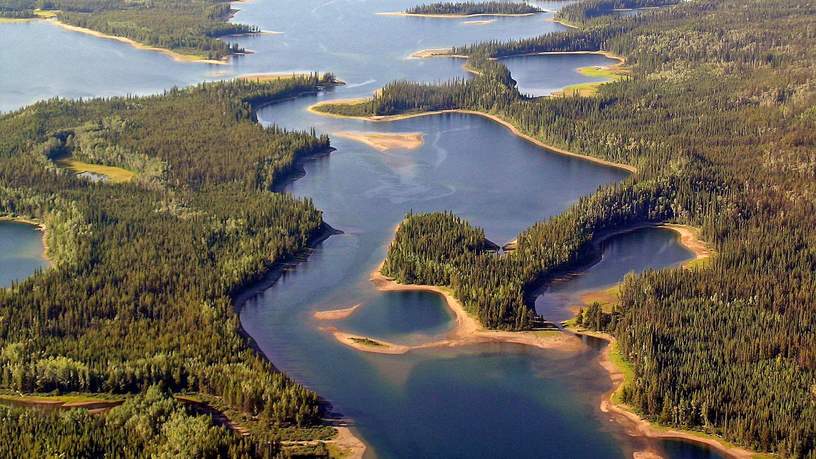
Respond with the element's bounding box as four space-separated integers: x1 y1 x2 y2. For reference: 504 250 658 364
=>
405 1 543 15
0 0 257 59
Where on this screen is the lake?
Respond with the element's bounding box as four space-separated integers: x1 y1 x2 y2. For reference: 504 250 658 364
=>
0 221 49 288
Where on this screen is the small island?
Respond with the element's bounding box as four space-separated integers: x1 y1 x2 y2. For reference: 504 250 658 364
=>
382 1 544 18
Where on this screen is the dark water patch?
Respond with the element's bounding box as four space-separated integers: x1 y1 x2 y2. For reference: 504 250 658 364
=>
0 221 49 288
535 227 694 323
502 53 619 97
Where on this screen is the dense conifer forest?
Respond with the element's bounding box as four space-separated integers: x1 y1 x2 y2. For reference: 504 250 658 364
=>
0 0 256 59
0 75 339 455
337 0 816 455
404 1 543 15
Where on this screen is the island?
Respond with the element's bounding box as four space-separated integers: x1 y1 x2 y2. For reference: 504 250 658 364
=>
384 1 545 18
0 0 261 62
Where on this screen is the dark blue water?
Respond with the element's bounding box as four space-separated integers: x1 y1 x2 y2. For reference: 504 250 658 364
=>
502 53 618 96
0 221 49 288
535 227 694 323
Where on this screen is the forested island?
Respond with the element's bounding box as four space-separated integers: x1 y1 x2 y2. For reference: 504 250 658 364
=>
403 1 543 16
556 0 678 24
0 0 257 60
0 75 348 456
323 0 816 455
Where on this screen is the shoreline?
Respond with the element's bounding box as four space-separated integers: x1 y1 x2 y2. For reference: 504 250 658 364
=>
329 425 367 459
228 143 369 456
326 261 584 355
0 215 52 265
377 11 539 19
308 102 637 174
576 331 759 459
45 18 230 64
558 222 713 314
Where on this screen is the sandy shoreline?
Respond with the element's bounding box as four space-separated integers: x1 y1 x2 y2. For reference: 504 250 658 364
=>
327 261 583 355
378 11 538 18
579 331 758 459
408 47 469 59
1 216 52 265
334 131 424 152
330 425 367 459
45 18 229 64
309 102 637 174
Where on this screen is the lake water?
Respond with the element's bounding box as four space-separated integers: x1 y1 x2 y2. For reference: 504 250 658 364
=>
535 227 695 323
0 221 48 288
1 0 724 457
502 53 618 97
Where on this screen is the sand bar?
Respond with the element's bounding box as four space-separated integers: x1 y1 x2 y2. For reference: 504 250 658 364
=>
326 260 583 355
334 131 424 152
463 19 496 25
313 304 361 320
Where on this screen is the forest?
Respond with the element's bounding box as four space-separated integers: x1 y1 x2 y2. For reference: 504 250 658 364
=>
557 0 679 24
404 1 543 15
0 0 255 59
342 0 816 455
0 75 340 456
0 387 283 458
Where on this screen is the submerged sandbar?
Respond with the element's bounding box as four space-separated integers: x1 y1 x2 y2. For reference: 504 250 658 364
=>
334 131 424 152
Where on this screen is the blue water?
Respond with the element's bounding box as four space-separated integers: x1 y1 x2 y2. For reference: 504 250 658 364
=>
0 221 49 288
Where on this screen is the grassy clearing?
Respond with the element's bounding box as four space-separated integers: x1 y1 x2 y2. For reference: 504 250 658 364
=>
34 9 59 18
554 64 627 97
55 158 135 183
580 284 620 312
607 341 634 405
684 255 712 270
0 392 121 405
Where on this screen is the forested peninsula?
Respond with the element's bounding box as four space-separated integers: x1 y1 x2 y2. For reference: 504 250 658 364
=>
401 1 543 16
320 0 816 455
0 0 257 60
0 75 350 456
